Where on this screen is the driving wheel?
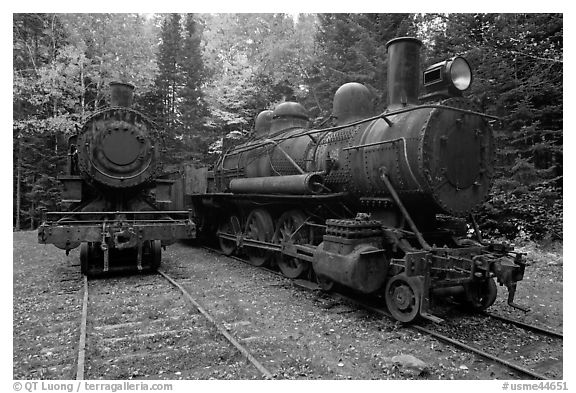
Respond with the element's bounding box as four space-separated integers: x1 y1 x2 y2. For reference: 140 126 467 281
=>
275 210 309 278
244 209 275 267
218 215 241 255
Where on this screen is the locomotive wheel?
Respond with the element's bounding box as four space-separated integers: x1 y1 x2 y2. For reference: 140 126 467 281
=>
81 242 103 276
80 242 89 275
385 274 422 323
275 210 309 278
463 278 498 311
316 275 335 291
150 240 162 269
244 209 275 267
218 215 241 256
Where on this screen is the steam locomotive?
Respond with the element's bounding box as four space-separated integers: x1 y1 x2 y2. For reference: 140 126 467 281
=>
182 37 527 322
38 82 195 275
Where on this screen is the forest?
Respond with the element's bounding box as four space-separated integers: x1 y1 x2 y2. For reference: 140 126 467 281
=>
12 13 562 243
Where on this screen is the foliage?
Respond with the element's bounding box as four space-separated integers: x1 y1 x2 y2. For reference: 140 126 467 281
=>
13 13 159 229
480 183 562 242
308 14 416 121
13 13 563 240
200 13 317 151
421 14 563 240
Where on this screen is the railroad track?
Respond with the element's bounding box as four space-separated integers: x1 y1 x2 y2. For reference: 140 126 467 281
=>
481 312 562 339
15 259 85 379
202 245 562 380
336 294 562 380
75 270 272 380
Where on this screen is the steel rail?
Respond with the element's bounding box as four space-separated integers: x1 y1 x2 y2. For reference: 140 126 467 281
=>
201 246 552 380
76 275 89 380
330 293 551 381
157 269 274 379
482 311 563 339
76 269 273 380
411 324 548 380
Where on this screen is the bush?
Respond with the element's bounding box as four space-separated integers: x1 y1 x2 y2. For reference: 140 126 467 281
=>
477 183 562 241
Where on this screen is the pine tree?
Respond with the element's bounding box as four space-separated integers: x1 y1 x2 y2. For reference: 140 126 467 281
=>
180 14 207 135
422 13 563 240
155 13 183 131
309 13 415 121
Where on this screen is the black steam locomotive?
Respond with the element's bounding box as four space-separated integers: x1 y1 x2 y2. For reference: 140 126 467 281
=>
182 37 527 322
38 82 195 275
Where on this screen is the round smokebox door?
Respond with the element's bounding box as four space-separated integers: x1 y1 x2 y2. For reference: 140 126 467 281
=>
101 128 141 166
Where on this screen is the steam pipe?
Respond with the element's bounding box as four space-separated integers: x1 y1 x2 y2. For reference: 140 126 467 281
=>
230 173 325 195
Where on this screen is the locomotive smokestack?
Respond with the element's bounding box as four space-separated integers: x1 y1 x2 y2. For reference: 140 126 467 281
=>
385 37 422 109
110 81 135 107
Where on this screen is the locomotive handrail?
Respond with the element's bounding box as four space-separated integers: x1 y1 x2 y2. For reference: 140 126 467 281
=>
42 220 192 225
293 104 500 140
218 104 500 157
44 210 192 216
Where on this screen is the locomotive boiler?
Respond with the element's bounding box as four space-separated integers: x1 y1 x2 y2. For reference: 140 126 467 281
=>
38 82 195 275
186 37 526 322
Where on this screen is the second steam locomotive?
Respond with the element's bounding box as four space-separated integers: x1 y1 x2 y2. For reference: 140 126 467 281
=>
38 82 195 275
183 37 527 323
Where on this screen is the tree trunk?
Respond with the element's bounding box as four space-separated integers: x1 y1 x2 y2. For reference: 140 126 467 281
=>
15 135 22 231
30 201 35 230
80 60 85 119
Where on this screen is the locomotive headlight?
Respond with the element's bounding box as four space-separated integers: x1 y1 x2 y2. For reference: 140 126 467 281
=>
449 57 472 91
421 56 473 100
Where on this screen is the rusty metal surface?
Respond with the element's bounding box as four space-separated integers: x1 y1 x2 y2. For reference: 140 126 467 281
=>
421 97 495 216
269 102 309 136
109 81 135 107
385 37 423 108
38 219 195 250
332 82 373 125
254 110 273 137
229 173 324 195
312 242 387 294
311 219 387 294
77 108 161 189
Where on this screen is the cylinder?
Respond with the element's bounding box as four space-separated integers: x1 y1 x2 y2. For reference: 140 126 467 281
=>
110 81 135 107
312 243 388 294
229 173 324 194
385 37 422 108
